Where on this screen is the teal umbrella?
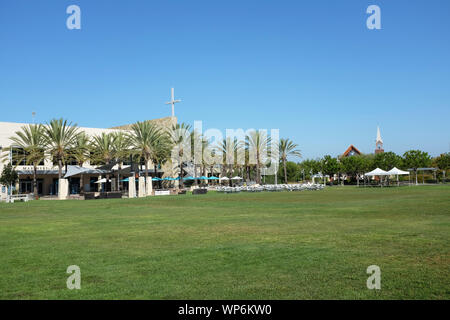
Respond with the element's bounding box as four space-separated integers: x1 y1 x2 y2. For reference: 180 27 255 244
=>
208 176 219 180
183 176 195 180
120 178 129 182
199 176 209 180
152 177 162 181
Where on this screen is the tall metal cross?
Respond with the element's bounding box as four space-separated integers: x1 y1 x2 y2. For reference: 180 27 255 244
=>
165 88 181 117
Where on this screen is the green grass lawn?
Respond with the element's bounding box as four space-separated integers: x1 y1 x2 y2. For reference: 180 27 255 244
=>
0 185 449 299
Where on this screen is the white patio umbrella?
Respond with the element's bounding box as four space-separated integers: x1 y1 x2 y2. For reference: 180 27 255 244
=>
231 176 242 180
219 177 229 180
365 168 389 176
94 178 110 183
386 167 410 186
365 168 389 187
386 167 409 175
64 165 90 178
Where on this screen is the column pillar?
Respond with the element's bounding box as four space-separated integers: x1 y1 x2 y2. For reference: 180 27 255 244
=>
128 176 136 198
138 177 146 197
146 177 153 196
58 179 69 200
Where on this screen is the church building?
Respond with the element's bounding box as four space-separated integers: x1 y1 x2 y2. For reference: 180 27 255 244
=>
341 126 385 158
341 145 362 158
375 126 384 154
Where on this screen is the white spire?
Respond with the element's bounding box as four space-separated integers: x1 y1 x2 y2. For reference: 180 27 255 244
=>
376 126 383 144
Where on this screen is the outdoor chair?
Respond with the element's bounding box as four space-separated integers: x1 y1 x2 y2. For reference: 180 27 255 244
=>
193 188 208 195
84 192 96 200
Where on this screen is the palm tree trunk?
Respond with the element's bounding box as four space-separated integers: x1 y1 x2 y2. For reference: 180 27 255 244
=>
33 164 38 198
256 162 260 184
154 163 161 189
144 159 149 191
117 164 120 191
275 164 278 185
194 164 198 186
203 165 207 186
179 156 184 188
283 158 287 184
58 158 62 179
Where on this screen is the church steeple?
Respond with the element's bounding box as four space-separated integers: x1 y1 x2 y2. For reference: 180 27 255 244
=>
375 126 384 154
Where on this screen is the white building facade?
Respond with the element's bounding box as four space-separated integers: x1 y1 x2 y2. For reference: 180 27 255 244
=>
0 117 176 200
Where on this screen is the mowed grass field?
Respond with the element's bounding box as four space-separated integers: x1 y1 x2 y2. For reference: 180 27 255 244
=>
0 185 449 299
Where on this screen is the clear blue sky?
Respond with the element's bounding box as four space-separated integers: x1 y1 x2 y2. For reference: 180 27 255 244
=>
1 0 449 159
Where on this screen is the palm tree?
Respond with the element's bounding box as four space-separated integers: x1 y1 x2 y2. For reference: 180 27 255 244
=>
91 133 115 164
129 121 165 189
200 137 212 184
8 124 45 197
112 131 131 191
246 130 271 184
190 129 203 185
91 132 117 191
244 147 253 182
219 137 240 178
155 134 172 173
149 134 172 188
69 132 90 194
279 138 302 183
43 118 79 180
204 145 219 180
169 123 192 188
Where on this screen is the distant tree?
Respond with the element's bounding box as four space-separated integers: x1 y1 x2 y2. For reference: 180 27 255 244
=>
321 155 339 183
69 132 91 194
169 123 192 188
112 131 132 191
433 152 450 181
341 155 365 185
43 118 79 180
8 124 46 197
91 132 116 190
200 138 213 182
299 159 322 180
0 163 19 194
277 161 299 183
149 134 172 180
246 130 271 184
91 133 116 167
373 151 402 171
190 129 203 185
402 150 432 185
219 137 232 178
360 154 375 172
279 138 302 184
